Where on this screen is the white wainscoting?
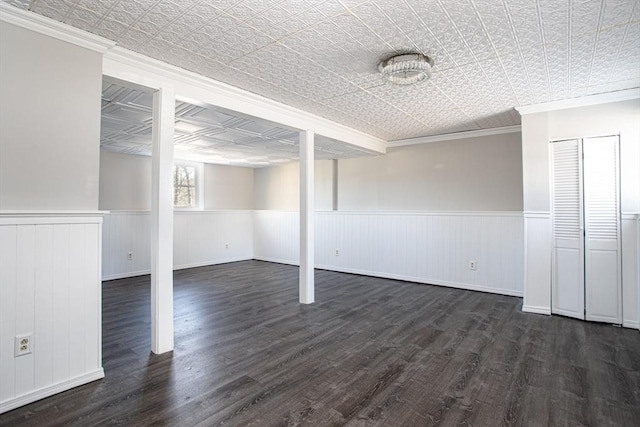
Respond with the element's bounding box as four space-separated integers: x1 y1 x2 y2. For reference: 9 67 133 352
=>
254 211 524 297
621 213 640 329
102 211 253 280
0 212 105 414
522 212 552 315
102 211 151 280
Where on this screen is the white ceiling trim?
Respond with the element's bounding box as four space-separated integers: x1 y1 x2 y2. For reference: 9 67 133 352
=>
0 2 114 53
103 46 386 155
516 88 640 115
388 125 522 147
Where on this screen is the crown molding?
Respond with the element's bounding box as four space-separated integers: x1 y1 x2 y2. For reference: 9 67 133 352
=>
0 2 115 53
515 88 640 115
388 125 521 147
103 47 387 154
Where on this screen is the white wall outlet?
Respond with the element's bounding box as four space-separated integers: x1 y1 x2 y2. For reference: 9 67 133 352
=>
15 334 33 357
225 243 229 250
335 249 339 256
127 251 133 261
469 260 477 270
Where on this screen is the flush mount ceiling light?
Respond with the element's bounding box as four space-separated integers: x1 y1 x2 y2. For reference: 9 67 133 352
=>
378 53 434 85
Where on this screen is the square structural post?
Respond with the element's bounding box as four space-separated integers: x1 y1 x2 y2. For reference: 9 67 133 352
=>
151 86 175 354
299 130 315 304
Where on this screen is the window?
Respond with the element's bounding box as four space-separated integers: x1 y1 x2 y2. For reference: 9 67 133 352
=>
173 161 202 209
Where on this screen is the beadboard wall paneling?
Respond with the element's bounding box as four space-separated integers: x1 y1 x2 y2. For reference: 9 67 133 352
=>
0 214 104 414
522 213 552 315
102 211 151 280
173 211 253 270
621 214 640 329
253 211 524 297
253 211 300 265
102 211 253 280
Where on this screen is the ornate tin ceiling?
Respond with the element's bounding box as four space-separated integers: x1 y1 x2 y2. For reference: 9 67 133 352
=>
5 0 639 142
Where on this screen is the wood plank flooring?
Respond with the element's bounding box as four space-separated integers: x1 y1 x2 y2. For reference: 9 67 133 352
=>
2 260 639 426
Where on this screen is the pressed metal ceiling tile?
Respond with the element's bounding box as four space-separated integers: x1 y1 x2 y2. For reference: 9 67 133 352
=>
4 0 638 143
98 83 375 166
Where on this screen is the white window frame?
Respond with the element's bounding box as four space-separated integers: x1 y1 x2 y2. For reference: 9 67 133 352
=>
172 160 203 210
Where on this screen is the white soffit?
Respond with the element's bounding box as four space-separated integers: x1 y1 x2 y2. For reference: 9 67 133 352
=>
101 81 377 167
3 0 639 141
102 46 387 154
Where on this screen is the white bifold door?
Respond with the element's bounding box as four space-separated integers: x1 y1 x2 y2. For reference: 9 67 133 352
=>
550 136 622 323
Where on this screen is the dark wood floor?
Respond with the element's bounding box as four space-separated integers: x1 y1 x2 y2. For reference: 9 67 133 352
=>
2 260 639 426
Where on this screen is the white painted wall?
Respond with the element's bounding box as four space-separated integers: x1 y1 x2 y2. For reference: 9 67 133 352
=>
521 99 640 327
0 22 103 210
339 133 523 211
253 160 334 211
254 211 524 296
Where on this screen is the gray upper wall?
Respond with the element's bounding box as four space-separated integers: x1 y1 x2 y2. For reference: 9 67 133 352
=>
253 160 334 211
340 133 523 211
254 132 524 211
203 163 254 210
0 22 103 210
99 151 152 211
99 151 254 210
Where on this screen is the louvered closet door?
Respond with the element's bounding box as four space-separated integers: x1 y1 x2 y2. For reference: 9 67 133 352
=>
583 136 621 323
551 139 585 319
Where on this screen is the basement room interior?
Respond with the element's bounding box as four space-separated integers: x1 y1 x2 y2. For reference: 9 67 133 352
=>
1 0 639 425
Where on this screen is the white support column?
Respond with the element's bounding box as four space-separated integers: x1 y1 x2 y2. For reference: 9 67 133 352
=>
332 158 338 211
150 86 175 354
299 130 315 304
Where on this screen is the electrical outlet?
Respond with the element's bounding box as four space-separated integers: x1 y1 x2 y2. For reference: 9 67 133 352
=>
15 334 32 357
335 249 339 256
469 261 477 270
225 243 229 250
127 251 133 261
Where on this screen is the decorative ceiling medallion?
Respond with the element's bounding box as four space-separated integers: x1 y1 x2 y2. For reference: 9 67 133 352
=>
378 53 434 85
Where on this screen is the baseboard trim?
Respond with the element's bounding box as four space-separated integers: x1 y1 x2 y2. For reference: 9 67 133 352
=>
173 257 253 271
0 369 104 414
253 256 299 266
252 257 523 297
315 264 524 297
103 257 253 281
622 320 640 330
522 305 552 315
103 269 151 281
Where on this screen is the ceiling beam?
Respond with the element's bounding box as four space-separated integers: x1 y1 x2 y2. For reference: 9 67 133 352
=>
103 47 387 155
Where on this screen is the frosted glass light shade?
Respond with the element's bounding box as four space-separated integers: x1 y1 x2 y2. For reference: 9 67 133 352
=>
378 54 434 85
